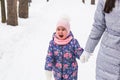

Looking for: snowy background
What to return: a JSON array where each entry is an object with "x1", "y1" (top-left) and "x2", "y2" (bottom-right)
[{"x1": 0, "y1": 0, "x2": 100, "y2": 80}]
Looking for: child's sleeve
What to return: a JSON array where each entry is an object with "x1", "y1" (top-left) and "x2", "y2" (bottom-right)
[
  {"x1": 73, "y1": 39, "x2": 84, "y2": 59},
  {"x1": 44, "y1": 41, "x2": 54, "y2": 71}
]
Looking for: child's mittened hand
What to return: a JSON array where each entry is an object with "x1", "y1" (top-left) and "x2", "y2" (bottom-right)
[
  {"x1": 45, "y1": 70, "x2": 52, "y2": 80},
  {"x1": 80, "y1": 51, "x2": 91, "y2": 63}
]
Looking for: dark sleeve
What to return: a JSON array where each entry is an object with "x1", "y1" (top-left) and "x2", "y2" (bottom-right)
[
  {"x1": 44, "y1": 41, "x2": 54, "y2": 71},
  {"x1": 73, "y1": 39, "x2": 84, "y2": 59}
]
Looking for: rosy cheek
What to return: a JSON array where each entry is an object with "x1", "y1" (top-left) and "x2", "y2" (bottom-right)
[
  {"x1": 56, "y1": 33, "x2": 59, "y2": 37},
  {"x1": 63, "y1": 34, "x2": 67, "y2": 38}
]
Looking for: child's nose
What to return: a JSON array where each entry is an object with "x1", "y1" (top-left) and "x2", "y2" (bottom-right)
[{"x1": 59, "y1": 30, "x2": 63, "y2": 33}]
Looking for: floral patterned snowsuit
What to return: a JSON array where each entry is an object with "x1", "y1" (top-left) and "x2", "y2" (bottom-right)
[{"x1": 45, "y1": 32, "x2": 83, "y2": 80}]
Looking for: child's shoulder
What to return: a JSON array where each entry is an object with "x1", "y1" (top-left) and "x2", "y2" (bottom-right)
[
  {"x1": 71, "y1": 38, "x2": 79, "y2": 44},
  {"x1": 49, "y1": 39, "x2": 54, "y2": 44},
  {"x1": 71, "y1": 37, "x2": 78, "y2": 41}
]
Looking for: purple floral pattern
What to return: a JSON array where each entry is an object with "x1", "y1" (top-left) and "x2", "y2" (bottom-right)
[{"x1": 45, "y1": 32, "x2": 84, "y2": 80}]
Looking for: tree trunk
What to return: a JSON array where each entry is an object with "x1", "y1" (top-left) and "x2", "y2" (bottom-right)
[
  {"x1": 7, "y1": 0, "x2": 18, "y2": 26},
  {"x1": 19, "y1": 0, "x2": 28, "y2": 18},
  {"x1": 82, "y1": 0, "x2": 85, "y2": 3},
  {"x1": 28, "y1": 0, "x2": 31, "y2": 3},
  {"x1": 1, "y1": 0, "x2": 6, "y2": 23},
  {"x1": 91, "y1": 0, "x2": 95, "y2": 5},
  {"x1": 28, "y1": 0, "x2": 31, "y2": 6}
]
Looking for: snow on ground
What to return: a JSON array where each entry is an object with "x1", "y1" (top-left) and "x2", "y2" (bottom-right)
[{"x1": 0, "y1": 0, "x2": 99, "y2": 80}]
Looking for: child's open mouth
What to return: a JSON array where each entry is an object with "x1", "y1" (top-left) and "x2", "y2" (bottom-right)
[{"x1": 59, "y1": 35, "x2": 64, "y2": 38}]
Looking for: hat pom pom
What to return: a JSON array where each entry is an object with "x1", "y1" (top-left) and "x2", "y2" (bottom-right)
[{"x1": 60, "y1": 15, "x2": 71, "y2": 22}]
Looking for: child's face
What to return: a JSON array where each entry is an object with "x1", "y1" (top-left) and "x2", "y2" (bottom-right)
[{"x1": 56, "y1": 26, "x2": 68, "y2": 40}]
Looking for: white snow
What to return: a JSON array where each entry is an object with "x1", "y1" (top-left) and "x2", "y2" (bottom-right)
[{"x1": 0, "y1": 0, "x2": 100, "y2": 80}]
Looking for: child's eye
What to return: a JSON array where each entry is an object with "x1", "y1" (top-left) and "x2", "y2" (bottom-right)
[{"x1": 57, "y1": 28, "x2": 60, "y2": 31}]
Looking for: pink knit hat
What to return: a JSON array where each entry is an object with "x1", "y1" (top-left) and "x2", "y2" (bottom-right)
[{"x1": 56, "y1": 17, "x2": 70, "y2": 35}]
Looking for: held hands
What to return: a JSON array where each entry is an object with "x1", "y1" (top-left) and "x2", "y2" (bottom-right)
[
  {"x1": 45, "y1": 70, "x2": 52, "y2": 80},
  {"x1": 80, "y1": 51, "x2": 92, "y2": 63}
]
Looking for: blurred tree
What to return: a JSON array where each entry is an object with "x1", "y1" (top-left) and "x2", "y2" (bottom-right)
[
  {"x1": 82, "y1": 0, "x2": 85, "y2": 3},
  {"x1": 28, "y1": 0, "x2": 31, "y2": 6},
  {"x1": 1, "y1": 0, "x2": 6, "y2": 23},
  {"x1": 82, "y1": 0, "x2": 95, "y2": 4},
  {"x1": 19, "y1": 0, "x2": 28, "y2": 18},
  {"x1": 7, "y1": 0, "x2": 18, "y2": 26},
  {"x1": 91, "y1": 0, "x2": 95, "y2": 4}
]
